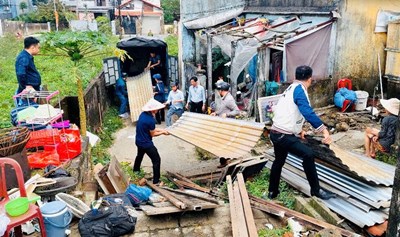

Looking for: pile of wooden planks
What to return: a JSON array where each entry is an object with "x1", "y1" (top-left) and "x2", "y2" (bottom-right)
[
  {"x1": 226, "y1": 173, "x2": 258, "y2": 237},
  {"x1": 140, "y1": 179, "x2": 220, "y2": 216}
]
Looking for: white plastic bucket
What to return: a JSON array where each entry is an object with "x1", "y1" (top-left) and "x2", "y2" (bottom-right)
[{"x1": 355, "y1": 91, "x2": 369, "y2": 111}]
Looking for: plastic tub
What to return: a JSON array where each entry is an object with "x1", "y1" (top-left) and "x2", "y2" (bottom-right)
[
  {"x1": 355, "y1": 91, "x2": 369, "y2": 111},
  {"x1": 40, "y1": 201, "x2": 72, "y2": 237},
  {"x1": 5, "y1": 197, "x2": 29, "y2": 217}
]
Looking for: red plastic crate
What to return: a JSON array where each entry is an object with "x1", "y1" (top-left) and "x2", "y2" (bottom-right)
[{"x1": 26, "y1": 129, "x2": 61, "y2": 148}]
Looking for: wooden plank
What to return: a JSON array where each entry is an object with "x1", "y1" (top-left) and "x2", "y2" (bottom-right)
[
  {"x1": 96, "y1": 163, "x2": 116, "y2": 194},
  {"x1": 249, "y1": 195, "x2": 359, "y2": 237},
  {"x1": 237, "y1": 173, "x2": 258, "y2": 237},
  {"x1": 163, "y1": 187, "x2": 220, "y2": 205},
  {"x1": 174, "y1": 180, "x2": 211, "y2": 193},
  {"x1": 93, "y1": 163, "x2": 110, "y2": 194},
  {"x1": 106, "y1": 157, "x2": 130, "y2": 193},
  {"x1": 232, "y1": 181, "x2": 249, "y2": 237},
  {"x1": 146, "y1": 181, "x2": 187, "y2": 209},
  {"x1": 226, "y1": 175, "x2": 239, "y2": 237}
]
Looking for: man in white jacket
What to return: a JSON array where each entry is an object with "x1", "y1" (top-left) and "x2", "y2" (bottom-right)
[{"x1": 268, "y1": 65, "x2": 336, "y2": 200}]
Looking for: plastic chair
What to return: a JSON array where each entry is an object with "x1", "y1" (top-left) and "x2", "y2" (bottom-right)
[
  {"x1": 337, "y1": 78, "x2": 352, "y2": 90},
  {"x1": 337, "y1": 78, "x2": 355, "y2": 112},
  {"x1": 0, "y1": 158, "x2": 47, "y2": 237}
]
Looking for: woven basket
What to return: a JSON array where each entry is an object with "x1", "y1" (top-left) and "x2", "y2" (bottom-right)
[{"x1": 0, "y1": 136, "x2": 30, "y2": 157}]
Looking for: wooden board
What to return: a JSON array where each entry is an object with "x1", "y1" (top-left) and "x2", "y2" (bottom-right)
[
  {"x1": 140, "y1": 190, "x2": 219, "y2": 216},
  {"x1": 94, "y1": 163, "x2": 115, "y2": 194},
  {"x1": 106, "y1": 157, "x2": 130, "y2": 193}
]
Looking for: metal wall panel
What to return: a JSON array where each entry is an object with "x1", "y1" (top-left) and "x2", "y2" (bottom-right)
[
  {"x1": 126, "y1": 71, "x2": 154, "y2": 122},
  {"x1": 168, "y1": 112, "x2": 265, "y2": 158}
]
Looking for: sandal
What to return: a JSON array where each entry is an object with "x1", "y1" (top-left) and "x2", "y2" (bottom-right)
[{"x1": 154, "y1": 181, "x2": 164, "y2": 187}]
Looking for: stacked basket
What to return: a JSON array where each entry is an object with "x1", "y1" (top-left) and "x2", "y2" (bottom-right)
[{"x1": 0, "y1": 127, "x2": 30, "y2": 157}]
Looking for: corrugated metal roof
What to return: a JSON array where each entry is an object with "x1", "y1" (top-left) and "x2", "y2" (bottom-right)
[
  {"x1": 126, "y1": 71, "x2": 154, "y2": 122},
  {"x1": 329, "y1": 144, "x2": 395, "y2": 186},
  {"x1": 168, "y1": 112, "x2": 265, "y2": 158},
  {"x1": 265, "y1": 151, "x2": 391, "y2": 228}
]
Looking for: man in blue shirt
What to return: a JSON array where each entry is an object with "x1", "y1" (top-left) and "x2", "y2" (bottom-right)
[
  {"x1": 15, "y1": 36, "x2": 41, "y2": 94},
  {"x1": 186, "y1": 76, "x2": 206, "y2": 113},
  {"x1": 134, "y1": 98, "x2": 170, "y2": 185},
  {"x1": 164, "y1": 82, "x2": 184, "y2": 127},
  {"x1": 268, "y1": 65, "x2": 336, "y2": 200},
  {"x1": 146, "y1": 52, "x2": 161, "y2": 85},
  {"x1": 116, "y1": 72, "x2": 129, "y2": 118}
]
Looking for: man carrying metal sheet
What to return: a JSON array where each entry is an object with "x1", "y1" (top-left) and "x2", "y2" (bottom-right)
[
  {"x1": 133, "y1": 98, "x2": 169, "y2": 185},
  {"x1": 268, "y1": 65, "x2": 336, "y2": 200}
]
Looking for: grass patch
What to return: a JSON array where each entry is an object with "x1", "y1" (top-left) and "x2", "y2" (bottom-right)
[
  {"x1": 0, "y1": 34, "x2": 117, "y2": 123},
  {"x1": 91, "y1": 106, "x2": 124, "y2": 165},
  {"x1": 246, "y1": 169, "x2": 297, "y2": 210},
  {"x1": 258, "y1": 225, "x2": 291, "y2": 237},
  {"x1": 376, "y1": 151, "x2": 397, "y2": 166}
]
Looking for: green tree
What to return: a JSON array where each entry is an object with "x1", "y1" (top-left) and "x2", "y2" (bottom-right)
[
  {"x1": 19, "y1": 2, "x2": 28, "y2": 13},
  {"x1": 161, "y1": 0, "x2": 179, "y2": 24},
  {"x1": 96, "y1": 16, "x2": 111, "y2": 35},
  {"x1": 42, "y1": 31, "x2": 109, "y2": 136},
  {"x1": 16, "y1": 0, "x2": 76, "y2": 27}
]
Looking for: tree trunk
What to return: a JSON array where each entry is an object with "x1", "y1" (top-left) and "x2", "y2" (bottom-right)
[
  {"x1": 387, "y1": 110, "x2": 400, "y2": 236},
  {"x1": 75, "y1": 67, "x2": 87, "y2": 136}
]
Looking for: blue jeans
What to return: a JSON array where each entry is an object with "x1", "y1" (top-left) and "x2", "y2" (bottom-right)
[
  {"x1": 269, "y1": 131, "x2": 320, "y2": 195},
  {"x1": 117, "y1": 94, "x2": 128, "y2": 115},
  {"x1": 166, "y1": 107, "x2": 183, "y2": 127}
]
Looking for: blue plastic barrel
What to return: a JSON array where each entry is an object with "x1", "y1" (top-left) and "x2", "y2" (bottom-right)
[{"x1": 40, "y1": 201, "x2": 72, "y2": 237}]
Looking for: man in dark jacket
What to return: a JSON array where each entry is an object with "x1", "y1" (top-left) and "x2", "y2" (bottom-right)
[
  {"x1": 15, "y1": 37, "x2": 41, "y2": 106},
  {"x1": 153, "y1": 74, "x2": 165, "y2": 124},
  {"x1": 15, "y1": 36, "x2": 41, "y2": 94}
]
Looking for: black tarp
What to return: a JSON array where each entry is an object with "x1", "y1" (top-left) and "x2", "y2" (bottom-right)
[{"x1": 117, "y1": 37, "x2": 168, "y2": 83}]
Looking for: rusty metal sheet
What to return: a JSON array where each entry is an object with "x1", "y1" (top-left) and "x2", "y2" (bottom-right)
[
  {"x1": 126, "y1": 71, "x2": 153, "y2": 122},
  {"x1": 167, "y1": 112, "x2": 265, "y2": 158},
  {"x1": 329, "y1": 144, "x2": 395, "y2": 186},
  {"x1": 265, "y1": 151, "x2": 390, "y2": 228}
]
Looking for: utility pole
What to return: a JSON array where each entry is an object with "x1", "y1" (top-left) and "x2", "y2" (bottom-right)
[
  {"x1": 53, "y1": 0, "x2": 58, "y2": 31},
  {"x1": 387, "y1": 109, "x2": 400, "y2": 236},
  {"x1": 118, "y1": 0, "x2": 122, "y2": 39}
]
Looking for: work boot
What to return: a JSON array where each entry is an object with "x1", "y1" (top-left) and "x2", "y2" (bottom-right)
[
  {"x1": 267, "y1": 191, "x2": 279, "y2": 199},
  {"x1": 311, "y1": 189, "x2": 337, "y2": 200}
]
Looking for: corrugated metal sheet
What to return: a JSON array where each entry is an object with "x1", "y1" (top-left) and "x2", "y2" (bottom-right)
[
  {"x1": 126, "y1": 71, "x2": 153, "y2": 122},
  {"x1": 168, "y1": 112, "x2": 265, "y2": 158},
  {"x1": 330, "y1": 144, "x2": 395, "y2": 186},
  {"x1": 265, "y1": 151, "x2": 391, "y2": 228}
]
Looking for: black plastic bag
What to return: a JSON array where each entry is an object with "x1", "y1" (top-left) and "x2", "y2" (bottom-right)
[{"x1": 78, "y1": 205, "x2": 136, "y2": 237}]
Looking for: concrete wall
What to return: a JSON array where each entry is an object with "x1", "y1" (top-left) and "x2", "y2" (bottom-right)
[
  {"x1": 0, "y1": 20, "x2": 49, "y2": 36},
  {"x1": 245, "y1": 0, "x2": 340, "y2": 12},
  {"x1": 181, "y1": 0, "x2": 245, "y2": 22},
  {"x1": 334, "y1": 0, "x2": 400, "y2": 94},
  {"x1": 142, "y1": 15, "x2": 161, "y2": 35}
]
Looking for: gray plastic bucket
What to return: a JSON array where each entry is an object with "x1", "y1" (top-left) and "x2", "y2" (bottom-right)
[{"x1": 40, "y1": 201, "x2": 72, "y2": 237}]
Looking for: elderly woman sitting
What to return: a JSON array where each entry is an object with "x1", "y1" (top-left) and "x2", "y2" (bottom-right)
[{"x1": 364, "y1": 98, "x2": 399, "y2": 158}]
